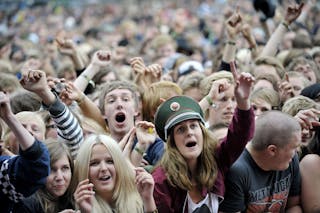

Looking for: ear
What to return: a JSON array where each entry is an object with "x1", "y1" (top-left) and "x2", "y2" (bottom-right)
[{"x1": 267, "y1": 144, "x2": 277, "y2": 156}]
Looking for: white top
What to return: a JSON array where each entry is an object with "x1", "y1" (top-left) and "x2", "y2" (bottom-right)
[{"x1": 183, "y1": 192, "x2": 219, "y2": 213}]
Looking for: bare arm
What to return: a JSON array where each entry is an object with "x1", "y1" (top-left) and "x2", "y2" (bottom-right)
[
  {"x1": 300, "y1": 154, "x2": 320, "y2": 213},
  {"x1": 0, "y1": 92, "x2": 34, "y2": 151},
  {"x1": 74, "y1": 50, "x2": 111, "y2": 92},
  {"x1": 260, "y1": 3, "x2": 304, "y2": 57}
]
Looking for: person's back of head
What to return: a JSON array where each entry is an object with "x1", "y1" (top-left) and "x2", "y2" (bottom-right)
[
  {"x1": 9, "y1": 89, "x2": 42, "y2": 114},
  {"x1": 142, "y1": 81, "x2": 182, "y2": 122},
  {"x1": 0, "y1": 72, "x2": 21, "y2": 94},
  {"x1": 254, "y1": 56, "x2": 285, "y2": 80},
  {"x1": 251, "y1": 110, "x2": 300, "y2": 151},
  {"x1": 282, "y1": 95, "x2": 319, "y2": 117},
  {"x1": 292, "y1": 32, "x2": 312, "y2": 49}
]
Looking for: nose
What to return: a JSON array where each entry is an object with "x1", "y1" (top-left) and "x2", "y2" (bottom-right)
[
  {"x1": 115, "y1": 98, "x2": 124, "y2": 109},
  {"x1": 255, "y1": 109, "x2": 262, "y2": 117},
  {"x1": 54, "y1": 169, "x2": 63, "y2": 181},
  {"x1": 99, "y1": 161, "x2": 108, "y2": 171},
  {"x1": 226, "y1": 99, "x2": 236, "y2": 109}
]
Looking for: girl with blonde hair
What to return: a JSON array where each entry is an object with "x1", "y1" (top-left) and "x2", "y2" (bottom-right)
[{"x1": 73, "y1": 134, "x2": 156, "y2": 213}]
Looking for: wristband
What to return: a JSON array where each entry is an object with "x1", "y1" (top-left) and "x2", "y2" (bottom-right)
[
  {"x1": 281, "y1": 21, "x2": 291, "y2": 31},
  {"x1": 205, "y1": 95, "x2": 217, "y2": 109},
  {"x1": 226, "y1": 40, "x2": 236, "y2": 45},
  {"x1": 205, "y1": 95, "x2": 213, "y2": 105},
  {"x1": 134, "y1": 146, "x2": 146, "y2": 156},
  {"x1": 76, "y1": 94, "x2": 86, "y2": 105}
]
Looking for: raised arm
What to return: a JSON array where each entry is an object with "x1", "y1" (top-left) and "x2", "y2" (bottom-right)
[
  {"x1": 74, "y1": 50, "x2": 111, "y2": 92},
  {"x1": 20, "y1": 70, "x2": 84, "y2": 159},
  {"x1": 0, "y1": 92, "x2": 34, "y2": 151},
  {"x1": 260, "y1": 3, "x2": 304, "y2": 57}
]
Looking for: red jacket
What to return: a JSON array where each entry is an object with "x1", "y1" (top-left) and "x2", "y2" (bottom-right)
[{"x1": 152, "y1": 107, "x2": 255, "y2": 212}]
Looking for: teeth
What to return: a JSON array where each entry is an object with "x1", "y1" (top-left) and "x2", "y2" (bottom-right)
[{"x1": 99, "y1": 176, "x2": 110, "y2": 181}]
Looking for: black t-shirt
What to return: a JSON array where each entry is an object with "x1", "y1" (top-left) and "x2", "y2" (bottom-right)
[{"x1": 219, "y1": 149, "x2": 301, "y2": 213}]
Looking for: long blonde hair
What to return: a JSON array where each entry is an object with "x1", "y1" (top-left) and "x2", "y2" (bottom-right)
[{"x1": 73, "y1": 134, "x2": 143, "y2": 213}]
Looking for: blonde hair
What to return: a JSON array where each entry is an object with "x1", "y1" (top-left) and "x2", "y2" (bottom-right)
[
  {"x1": 142, "y1": 81, "x2": 182, "y2": 122},
  {"x1": 73, "y1": 134, "x2": 143, "y2": 213},
  {"x1": 250, "y1": 88, "x2": 280, "y2": 109},
  {"x1": 282, "y1": 95, "x2": 320, "y2": 116},
  {"x1": 200, "y1": 71, "x2": 234, "y2": 96}
]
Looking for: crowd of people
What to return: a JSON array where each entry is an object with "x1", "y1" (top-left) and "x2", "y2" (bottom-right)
[{"x1": 1, "y1": 0, "x2": 320, "y2": 212}]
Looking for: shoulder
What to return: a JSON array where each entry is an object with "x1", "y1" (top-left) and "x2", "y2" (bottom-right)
[
  {"x1": 152, "y1": 167, "x2": 167, "y2": 183},
  {"x1": 300, "y1": 154, "x2": 320, "y2": 174}
]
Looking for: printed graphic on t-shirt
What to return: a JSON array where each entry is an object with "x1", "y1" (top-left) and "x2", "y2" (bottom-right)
[{"x1": 246, "y1": 175, "x2": 291, "y2": 213}]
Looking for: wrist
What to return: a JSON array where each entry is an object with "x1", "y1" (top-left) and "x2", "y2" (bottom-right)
[
  {"x1": 281, "y1": 20, "x2": 291, "y2": 31},
  {"x1": 205, "y1": 95, "x2": 218, "y2": 109},
  {"x1": 134, "y1": 144, "x2": 147, "y2": 156}
]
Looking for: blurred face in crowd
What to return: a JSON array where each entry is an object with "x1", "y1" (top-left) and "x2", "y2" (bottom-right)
[
  {"x1": 89, "y1": 144, "x2": 116, "y2": 202},
  {"x1": 7, "y1": 112, "x2": 45, "y2": 154},
  {"x1": 173, "y1": 119, "x2": 203, "y2": 165},
  {"x1": 253, "y1": 79, "x2": 274, "y2": 91},
  {"x1": 292, "y1": 62, "x2": 317, "y2": 84},
  {"x1": 288, "y1": 75, "x2": 308, "y2": 97},
  {"x1": 46, "y1": 154, "x2": 72, "y2": 197},
  {"x1": 253, "y1": 65, "x2": 281, "y2": 83},
  {"x1": 157, "y1": 43, "x2": 175, "y2": 58},
  {"x1": 208, "y1": 84, "x2": 236, "y2": 126},
  {"x1": 252, "y1": 98, "x2": 272, "y2": 118},
  {"x1": 103, "y1": 88, "x2": 137, "y2": 141}
]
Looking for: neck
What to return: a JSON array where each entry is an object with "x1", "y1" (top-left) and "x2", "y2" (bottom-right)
[
  {"x1": 246, "y1": 143, "x2": 271, "y2": 171},
  {"x1": 111, "y1": 132, "x2": 124, "y2": 143}
]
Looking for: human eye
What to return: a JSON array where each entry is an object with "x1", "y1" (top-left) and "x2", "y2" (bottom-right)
[
  {"x1": 106, "y1": 158, "x2": 114, "y2": 164},
  {"x1": 175, "y1": 126, "x2": 185, "y2": 134},
  {"x1": 122, "y1": 96, "x2": 130, "y2": 102},
  {"x1": 106, "y1": 97, "x2": 115, "y2": 104},
  {"x1": 89, "y1": 160, "x2": 99, "y2": 166},
  {"x1": 62, "y1": 165, "x2": 70, "y2": 171},
  {"x1": 190, "y1": 122, "x2": 198, "y2": 129}
]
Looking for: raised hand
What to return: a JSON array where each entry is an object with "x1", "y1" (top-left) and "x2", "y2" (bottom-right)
[
  {"x1": 294, "y1": 108, "x2": 320, "y2": 131},
  {"x1": 278, "y1": 73, "x2": 294, "y2": 103},
  {"x1": 20, "y1": 69, "x2": 49, "y2": 94},
  {"x1": 130, "y1": 57, "x2": 147, "y2": 75},
  {"x1": 226, "y1": 8, "x2": 243, "y2": 40},
  {"x1": 230, "y1": 61, "x2": 255, "y2": 110},
  {"x1": 91, "y1": 50, "x2": 111, "y2": 68},
  {"x1": 284, "y1": 2, "x2": 304, "y2": 25},
  {"x1": 74, "y1": 179, "x2": 95, "y2": 213},
  {"x1": 0, "y1": 92, "x2": 13, "y2": 121},
  {"x1": 135, "y1": 121, "x2": 156, "y2": 147},
  {"x1": 135, "y1": 167, "x2": 156, "y2": 211},
  {"x1": 56, "y1": 37, "x2": 76, "y2": 56}
]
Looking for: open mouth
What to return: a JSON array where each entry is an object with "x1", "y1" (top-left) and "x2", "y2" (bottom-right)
[
  {"x1": 99, "y1": 176, "x2": 111, "y2": 181},
  {"x1": 186, "y1": 142, "x2": 197, "y2": 147},
  {"x1": 115, "y1": 113, "x2": 125, "y2": 123}
]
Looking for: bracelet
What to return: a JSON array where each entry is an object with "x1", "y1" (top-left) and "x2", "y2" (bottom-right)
[
  {"x1": 205, "y1": 95, "x2": 213, "y2": 105},
  {"x1": 205, "y1": 95, "x2": 217, "y2": 109},
  {"x1": 134, "y1": 146, "x2": 146, "y2": 156},
  {"x1": 281, "y1": 21, "x2": 290, "y2": 31},
  {"x1": 76, "y1": 94, "x2": 86, "y2": 105},
  {"x1": 226, "y1": 40, "x2": 236, "y2": 45}
]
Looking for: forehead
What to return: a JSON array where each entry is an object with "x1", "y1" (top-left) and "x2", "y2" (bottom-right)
[
  {"x1": 91, "y1": 144, "x2": 111, "y2": 158},
  {"x1": 106, "y1": 88, "x2": 134, "y2": 97}
]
